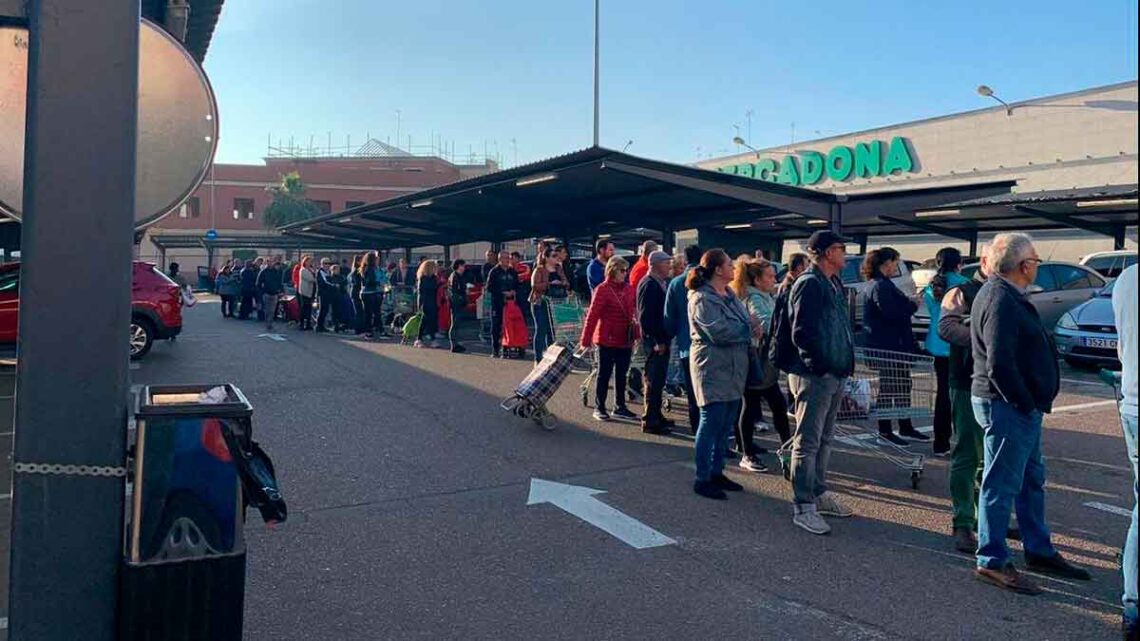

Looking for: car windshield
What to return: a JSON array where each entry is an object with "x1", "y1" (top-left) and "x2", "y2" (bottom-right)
[{"x1": 1098, "y1": 279, "x2": 1117, "y2": 297}]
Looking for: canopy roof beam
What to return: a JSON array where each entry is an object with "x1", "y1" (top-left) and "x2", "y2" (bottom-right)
[{"x1": 877, "y1": 215, "x2": 978, "y2": 242}]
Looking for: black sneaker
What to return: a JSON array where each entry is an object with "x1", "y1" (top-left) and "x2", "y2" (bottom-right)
[
  {"x1": 693, "y1": 480, "x2": 727, "y2": 500},
  {"x1": 879, "y1": 432, "x2": 910, "y2": 447},
  {"x1": 450, "y1": 344, "x2": 467, "y2": 353},
  {"x1": 711, "y1": 474, "x2": 744, "y2": 492},
  {"x1": 611, "y1": 406, "x2": 637, "y2": 421},
  {"x1": 899, "y1": 428, "x2": 931, "y2": 442},
  {"x1": 1025, "y1": 552, "x2": 1091, "y2": 581}
]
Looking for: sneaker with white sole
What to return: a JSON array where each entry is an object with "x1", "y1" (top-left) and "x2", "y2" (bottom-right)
[
  {"x1": 816, "y1": 491, "x2": 854, "y2": 518},
  {"x1": 754, "y1": 421, "x2": 771, "y2": 433},
  {"x1": 739, "y1": 455, "x2": 769, "y2": 473},
  {"x1": 792, "y1": 507, "x2": 831, "y2": 535}
]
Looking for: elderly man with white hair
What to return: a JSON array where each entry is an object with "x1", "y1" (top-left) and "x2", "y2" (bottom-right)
[{"x1": 969, "y1": 233, "x2": 1090, "y2": 594}]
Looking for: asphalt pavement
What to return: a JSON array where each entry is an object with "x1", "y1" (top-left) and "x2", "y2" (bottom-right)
[{"x1": 0, "y1": 297, "x2": 1134, "y2": 640}]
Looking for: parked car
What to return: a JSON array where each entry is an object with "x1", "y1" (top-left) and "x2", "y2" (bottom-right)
[
  {"x1": 1080, "y1": 250, "x2": 1138, "y2": 279},
  {"x1": 912, "y1": 260, "x2": 1107, "y2": 346},
  {"x1": 1054, "y1": 278, "x2": 1121, "y2": 369},
  {"x1": 0, "y1": 261, "x2": 183, "y2": 359}
]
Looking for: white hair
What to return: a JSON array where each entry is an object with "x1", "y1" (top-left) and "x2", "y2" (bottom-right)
[{"x1": 988, "y1": 233, "x2": 1035, "y2": 276}]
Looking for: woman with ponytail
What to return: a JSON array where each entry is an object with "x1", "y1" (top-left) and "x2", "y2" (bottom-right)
[{"x1": 686, "y1": 249, "x2": 756, "y2": 500}]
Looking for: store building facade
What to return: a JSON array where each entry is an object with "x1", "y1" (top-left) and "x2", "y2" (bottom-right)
[{"x1": 695, "y1": 80, "x2": 1138, "y2": 261}]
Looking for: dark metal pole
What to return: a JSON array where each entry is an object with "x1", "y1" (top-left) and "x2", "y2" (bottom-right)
[
  {"x1": 592, "y1": 0, "x2": 600, "y2": 147},
  {"x1": 8, "y1": 1, "x2": 138, "y2": 639},
  {"x1": 1113, "y1": 225, "x2": 1126, "y2": 251},
  {"x1": 968, "y1": 231, "x2": 979, "y2": 258}
]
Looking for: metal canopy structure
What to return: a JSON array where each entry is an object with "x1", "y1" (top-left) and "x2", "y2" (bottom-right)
[
  {"x1": 883, "y1": 184, "x2": 1139, "y2": 249},
  {"x1": 149, "y1": 233, "x2": 363, "y2": 252},
  {"x1": 140, "y1": 0, "x2": 225, "y2": 62},
  {"x1": 280, "y1": 146, "x2": 843, "y2": 249}
]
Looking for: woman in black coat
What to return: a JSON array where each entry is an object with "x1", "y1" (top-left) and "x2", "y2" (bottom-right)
[{"x1": 862, "y1": 248, "x2": 928, "y2": 447}]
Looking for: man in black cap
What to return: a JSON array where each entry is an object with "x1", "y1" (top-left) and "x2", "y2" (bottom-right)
[{"x1": 779, "y1": 230, "x2": 856, "y2": 535}]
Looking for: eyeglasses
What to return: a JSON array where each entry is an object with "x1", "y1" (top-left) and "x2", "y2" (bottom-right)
[{"x1": 1022, "y1": 257, "x2": 1043, "y2": 266}]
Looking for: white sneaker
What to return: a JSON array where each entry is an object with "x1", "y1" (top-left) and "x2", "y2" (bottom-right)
[
  {"x1": 792, "y1": 507, "x2": 831, "y2": 535},
  {"x1": 816, "y1": 492, "x2": 854, "y2": 518},
  {"x1": 413, "y1": 340, "x2": 424, "y2": 348},
  {"x1": 738, "y1": 455, "x2": 769, "y2": 473},
  {"x1": 754, "y1": 421, "x2": 771, "y2": 433}
]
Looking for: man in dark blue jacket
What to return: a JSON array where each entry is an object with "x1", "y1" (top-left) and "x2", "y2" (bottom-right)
[
  {"x1": 239, "y1": 257, "x2": 262, "y2": 320},
  {"x1": 970, "y1": 232, "x2": 1088, "y2": 594},
  {"x1": 256, "y1": 256, "x2": 285, "y2": 331},
  {"x1": 664, "y1": 244, "x2": 702, "y2": 434},
  {"x1": 784, "y1": 230, "x2": 855, "y2": 536},
  {"x1": 637, "y1": 250, "x2": 675, "y2": 434}
]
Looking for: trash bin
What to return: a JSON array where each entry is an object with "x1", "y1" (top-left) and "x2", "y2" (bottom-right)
[{"x1": 119, "y1": 384, "x2": 254, "y2": 641}]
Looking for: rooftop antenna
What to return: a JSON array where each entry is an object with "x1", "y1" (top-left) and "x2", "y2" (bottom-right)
[{"x1": 621, "y1": 140, "x2": 633, "y2": 152}]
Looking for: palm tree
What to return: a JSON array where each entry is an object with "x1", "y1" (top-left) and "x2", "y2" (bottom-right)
[{"x1": 261, "y1": 171, "x2": 320, "y2": 231}]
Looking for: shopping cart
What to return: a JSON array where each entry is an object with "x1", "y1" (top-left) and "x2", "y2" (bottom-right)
[
  {"x1": 777, "y1": 347, "x2": 933, "y2": 488},
  {"x1": 662, "y1": 340, "x2": 688, "y2": 415},
  {"x1": 385, "y1": 285, "x2": 416, "y2": 334},
  {"x1": 548, "y1": 298, "x2": 592, "y2": 373},
  {"x1": 579, "y1": 342, "x2": 647, "y2": 408}
]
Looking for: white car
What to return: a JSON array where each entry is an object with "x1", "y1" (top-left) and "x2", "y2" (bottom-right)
[{"x1": 1080, "y1": 250, "x2": 1137, "y2": 279}]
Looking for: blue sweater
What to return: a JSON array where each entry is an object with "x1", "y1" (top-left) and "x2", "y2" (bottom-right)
[
  {"x1": 587, "y1": 258, "x2": 606, "y2": 293},
  {"x1": 923, "y1": 272, "x2": 969, "y2": 357},
  {"x1": 664, "y1": 267, "x2": 694, "y2": 357}
]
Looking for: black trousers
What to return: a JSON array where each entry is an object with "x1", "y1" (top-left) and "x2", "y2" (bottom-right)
[
  {"x1": 298, "y1": 295, "x2": 314, "y2": 330},
  {"x1": 642, "y1": 346, "x2": 669, "y2": 423},
  {"x1": 877, "y1": 366, "x2": 915, "y2": 435},
  {"x1": 317, "y1": 293, "x2": 334, "y2": 329},
  {"x1": 680, "y1": 355, "x2": 701, "y2": 434},
  {"x1": 739, "y1": 385, "x2": 791, "y2": 457},
  {"x1": 491, "y1": 305, "x2": 504, "y2": 355},
  {"x1": 352, "y1": 295, "x2": 366, "y2": 333},
  {"x1": 220, "y1": 295, "x2": 235, "y2": 317},
  {"x1": 361, "y1": 293, "x2": 381, "y2": 335},
  {"x1": 932, "y1": 356, "x2": 952, "y2": 450},
  {"x1": 239, "y1": 292, "x2": 254, "y2": 319},
  {"x1": 596, "y1": 346, "x2": 632, "y2": 411}
]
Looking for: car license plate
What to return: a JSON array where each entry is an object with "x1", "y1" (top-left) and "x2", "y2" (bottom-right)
[{"x1": 1081, "y1": 337, "x2": 1118, "y2": 349}]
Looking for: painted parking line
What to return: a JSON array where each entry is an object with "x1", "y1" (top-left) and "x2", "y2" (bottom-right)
[
  {"x1": 1, "y1": 616, "x2": 7, "y2": 630},
  {"x1": 1083, "y1": 501, "x2": 1133, "y2": 518},
  {"x1": 1051, "y1": 399, "x2": 1117, "y2": 413},
  {"x1": 1061, "y1": 377, "x2": 1111, "y2": 387}
]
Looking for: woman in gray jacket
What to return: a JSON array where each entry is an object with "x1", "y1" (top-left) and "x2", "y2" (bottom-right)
[{"x1": 687, "y1": 249, "x2": 756, "y2": 500}]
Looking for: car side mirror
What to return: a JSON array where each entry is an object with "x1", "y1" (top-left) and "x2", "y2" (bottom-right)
[{"x1": 1026, "y1": 284, "x2": 1045, "y2": 294}]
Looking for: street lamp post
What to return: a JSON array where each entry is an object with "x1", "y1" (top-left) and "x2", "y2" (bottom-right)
[
  {"x1": 593, "y1": 0, "x2": 600, "y2": 147},
  {"x1": 977, "y1": 85, "x2": 1013, "y2": 116}
]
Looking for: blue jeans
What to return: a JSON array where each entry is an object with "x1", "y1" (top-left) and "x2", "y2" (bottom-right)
[
  {"x1": 531, "y1": 300, "x2": 552, "y2": 362},
  {"x1": 1121, "y1": 412, "x2": 1138, "y2": 624},
  {"x1": 694, "y1": 400, "x2": 742, "y2": 482},
  {"x1": 972, "y1": 397, "x2": 1058, "y2": 569}
]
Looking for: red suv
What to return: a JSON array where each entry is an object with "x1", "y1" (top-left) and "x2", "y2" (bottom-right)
[{"x1": 0, "y1": 261, "x2": 183, "y2": 359}]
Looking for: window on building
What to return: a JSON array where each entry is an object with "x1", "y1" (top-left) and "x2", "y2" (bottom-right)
[
  {"x1": 234, "y1": 198, "x2": 255, "y2": 220},
  {"x1": 179, "y1": 202, "x2": 189, "y2": 218},
  {"x1": 188, "y1": 196, "x2": 201, "y2": 218},
  {"x1": 345, "y1": 201, "x2": 365, "y2": 210},
  {"x1": 313, "y1": 200, "x2": 332, "y2": 215}
]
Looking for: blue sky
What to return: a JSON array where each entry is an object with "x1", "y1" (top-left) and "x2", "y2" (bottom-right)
[{"x1": 205, "y1": 0, "x2": 1138, "y2": 167}]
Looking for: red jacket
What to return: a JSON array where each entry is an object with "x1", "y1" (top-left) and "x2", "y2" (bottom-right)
[
  {"x1": 629, "y1": 256, "x2": 650, "y2": 289},
  {"x1": 581, "y1": 280, "x2": 639, "y2": 348}
]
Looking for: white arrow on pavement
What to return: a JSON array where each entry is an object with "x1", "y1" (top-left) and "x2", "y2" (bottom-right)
[
  {"x1": 258, "y1": 333, "x2": 287, "y2": 342},
  {"x1": 526, "y1": 478, "x2": 676, "y2": 549}
]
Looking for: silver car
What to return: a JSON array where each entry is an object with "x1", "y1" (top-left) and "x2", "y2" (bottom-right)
[
  {"x1": 1054, "y1": 279, "x2": 1120, "y2": 368},
  {"x1": 912, "y1": 260, "x2": 1107, "y2": 346}
]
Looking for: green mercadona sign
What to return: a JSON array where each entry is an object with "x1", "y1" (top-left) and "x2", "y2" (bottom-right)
[{"x1": 718, "y1": 136, "x2": 916, "y2": 186}]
